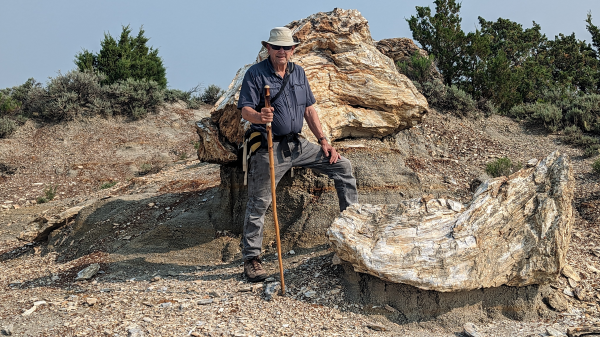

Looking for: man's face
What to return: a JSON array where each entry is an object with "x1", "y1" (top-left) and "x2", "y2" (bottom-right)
[{"x1": 267, "y1": 44, "x2": 295, "y2": 68}]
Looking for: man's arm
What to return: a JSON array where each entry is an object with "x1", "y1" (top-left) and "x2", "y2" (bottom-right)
[
  {"x1": 304, "y1": 105, "x2": 340, "y2": 164},
  {"x1": 241, "y1": 106, "x2": 274, "y2": 124}
]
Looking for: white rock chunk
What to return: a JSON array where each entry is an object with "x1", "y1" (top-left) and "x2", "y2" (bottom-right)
[{"x1": 328, "y1": 151, "x2": 574, "y2": 291}]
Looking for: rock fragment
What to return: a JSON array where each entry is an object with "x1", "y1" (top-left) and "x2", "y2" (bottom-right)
[
  {"x1": 562, "y1": 265, "x2": 581, "y2": 282},
  {"x1": 567, "y1": 326, "x2": 600, "y2": 337},
  {"x1": 1, "y1": 324, "x2": 13, "y2": 336},
  {"x1": 546, "y1": 291, "x2": 569, "y2": 312},
  {"x1": 545, "y1": 326, "x2": 566, "y2": 336},
  {"x1": 21, "y1": 306, "x2": 36, "y2": 316},
  {"x1": 75, "y1": 263, "x2": 100, "y2": 280},
  {"x1": 463, "y1": 322, "x2": 483, "y2": 337},
  {"x1": 264, "y1": 282, "x2": 280, "y2": 301},
  {"x1": 197, "y1": 299, "x2": 213, "y2": 305}
]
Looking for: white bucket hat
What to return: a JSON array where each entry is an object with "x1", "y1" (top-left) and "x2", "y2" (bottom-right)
[{"x1": 261, "y1": 27, "x2": 299, "y2": 48}]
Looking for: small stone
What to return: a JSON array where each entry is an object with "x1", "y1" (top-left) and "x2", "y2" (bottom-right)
[
  {"x1": 151, "y1": 276, "x2": 161, "y2": 282},
  {"x1": 264, "y1": 282, "x2": 281, "y2": 301},
  {"x1": 587, "y1": 264, "x2": 600, "y2": 273},
  {"x1": 562, "y1": 265, "x2": 581, "y2": 282},
  {"x1": 75, "y1": 263, "x2": 100, "y2": 280},
  {"x1": 304, "y1": 290, "x2": 316, "y2": 298},
  {"x1": 33, "y1": 300, "x2": 47, "y2": 306},
  {"x1": 563, "y1": 288, "x2": 574, "y2": 297},
  {"x1": 546, "y1": 326, "x2": 567, "y2": 336},
  {"x1": 573, "y1": 287, "x2": 586, "y2": 301},
  {"x1": 444, "y1": 176, "x2": 458, "y2": 185},
  {"x1": 197, "y1": 299, "x2": 213, "y2": 305},
  {"x1": 264, "y1": 277, "x2": 275, "y2": 282},
  {"x1": 333, "y1": 314, "x2": 343, "y2": 319},
  {"x1": 331, "y1": 254, "x2": 342, "y2": 265},
  {"x1": 179, "y1": 302, "x2": 190, "y2": 310},
  {"x1": 208, "y1": 291, "x2": 220, "y2": 298},
  {"x1": 142, "y1": 302, "x2": 153, "y2": 307},
  {"x1": 366, "y1": 323, "x2": 387, "y2": 331},
  {"x1": 568, "y1": 277, "x2": 578, "y2": 288},
  {"x1": 252, "y1": 284, "x2": 263, "y2": 292},
  {"x1": 22, "y1": 306, "x2": 37, "y2": 316},
  {"x1": 238, "y1": 286, "x2": 252, "y2": 292},
  {"x1": 51, "y1": 275, "x2": 59, "y2": 281},
  {"x1": 329, "y1": 288, "x2": 341, "y2": 295},
  {"x1": 142, "y1": 317, "x2": 153, "y2": 323},
  {"x1": 547, "y1": 291, "x2": 569, "y2": 312},
  {"x1": 384, "y1": 304, "x2": 397, "y2": 312},
  {"x1": 1, "y1": 324, "x2": 13, "y2": 336},
  {"x1": 167, "y1": 270, "x2": 178, "y2": 276},
  {"x1": 127, "y1": 327, "x2": 144, "y2": 337},
  {"x1": 147, "y1": 203, "x2": 155, "y2": 207},
  {"x1": 159, "y1": 302, "x2": 172, "y2": 308},
  {"x1": 288, "y1": 250, "x2": 295, "y2": 255},
  {"x1": 526, "y1": 158, "x2": 538, "y2": 167},
  {"x1": 86, "y1": 298, "x2": 97, "y2": 305},
  {"x1": 463, "y1": 322, "x2": 482, "y2": 337}
]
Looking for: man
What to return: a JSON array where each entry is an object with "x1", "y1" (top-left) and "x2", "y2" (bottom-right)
[{"x1": 238, "y1": 27, "x2": 358, "y2": 282}]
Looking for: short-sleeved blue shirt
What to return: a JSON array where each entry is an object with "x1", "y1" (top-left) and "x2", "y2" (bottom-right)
[{"x1": 237, "y1": 58, "x2": 316, "y2": 136}]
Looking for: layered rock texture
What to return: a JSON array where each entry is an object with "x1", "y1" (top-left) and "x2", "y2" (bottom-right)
[
  {"x1": 328, "y1": 151, "x2": 574, "y2": 292},
  {"x1": 196, "y1": 8, "x2": 429, "y2": 164}
]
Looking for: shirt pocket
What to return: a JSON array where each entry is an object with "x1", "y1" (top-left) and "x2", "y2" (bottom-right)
[{"x1": 293, "y1": 83, "x2": 307, "y2": 107}]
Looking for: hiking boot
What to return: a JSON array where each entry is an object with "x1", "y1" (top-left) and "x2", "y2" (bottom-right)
[{"x1": 244, "y1": 257, "x2": 267, "y2": 282}]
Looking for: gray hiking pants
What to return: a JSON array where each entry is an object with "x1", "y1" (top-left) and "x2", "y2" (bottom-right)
[{"x1": 242, "y1": 137, "x2": 358, "y2": 260}]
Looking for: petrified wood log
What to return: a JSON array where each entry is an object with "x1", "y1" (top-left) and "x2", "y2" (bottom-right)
[{"x1": 328, "y1": 151, "x2": 574, "y2": 292}]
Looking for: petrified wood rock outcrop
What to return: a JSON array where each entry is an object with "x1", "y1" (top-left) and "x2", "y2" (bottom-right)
[
  {"x1": 197, "y1": 8, "x2": 429, "y2": 164},
  {"x1": 328, "y1": 151, "x2": 574, "y2": 292}
]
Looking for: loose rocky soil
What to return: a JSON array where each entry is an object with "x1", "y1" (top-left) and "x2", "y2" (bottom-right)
[{"x1": 1, "y1": 105, "x2": 599, "y2": 336}]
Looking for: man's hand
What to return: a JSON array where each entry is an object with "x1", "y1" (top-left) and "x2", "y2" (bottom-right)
[
  {"x1": 321, "y1": 141, "x2": 341, "y2": 164},
  {"x1": 260, "y1": 107, "x2": 274, "y2": 124}
]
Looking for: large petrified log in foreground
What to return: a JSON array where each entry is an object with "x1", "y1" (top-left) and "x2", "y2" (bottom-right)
[
  {"x1": 196, "y1": 8, "x2": 429, "y2": 164},
  {"x1": 328, "y1": 151, "x2": 574, "y2": 292}
]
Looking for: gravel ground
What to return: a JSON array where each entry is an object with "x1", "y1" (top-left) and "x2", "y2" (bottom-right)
[{"x1": 1, "y1": 106, "x2": 600, "y2": 336}]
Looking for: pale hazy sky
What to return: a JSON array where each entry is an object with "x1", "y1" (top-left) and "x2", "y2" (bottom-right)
[{"x1": 1, "y1": 0, "x2": 599, "y2": 91}]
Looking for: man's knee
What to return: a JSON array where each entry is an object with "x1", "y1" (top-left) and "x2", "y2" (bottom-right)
[{"x1": 336, "y1": 157, "x2": 354, "y2": 175}]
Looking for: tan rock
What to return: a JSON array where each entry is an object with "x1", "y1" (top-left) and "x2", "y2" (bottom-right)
[
  {"x1": 197, "y1": 9, "x2": 428, "y2": 164},
  {"x1": 18, "y1": 206, "x2": 83, "y2": 242},
  {"x1": 562, "y1": 264, "x2": 581, "y2": 282},
  {"x1": 328, "y1": 151, "x2": 574, "y2": 291}
]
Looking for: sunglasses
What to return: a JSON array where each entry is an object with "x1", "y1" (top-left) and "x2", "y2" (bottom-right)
[{"x1": 269, "y1": 44, "x2": 294, "y2": 51}]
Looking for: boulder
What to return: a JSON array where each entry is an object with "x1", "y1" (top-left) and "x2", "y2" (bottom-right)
[
  {"x1": 197, "y1": 8, "x2": 429, "y2": 164},
  {"x1": 328, "y1": 151, "x2": 574, "y2": 292}
]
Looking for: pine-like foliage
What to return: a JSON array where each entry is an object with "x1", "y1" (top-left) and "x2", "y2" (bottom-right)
[{"x1": 75, "y1": 25, "x2": 167, "y2": 88}]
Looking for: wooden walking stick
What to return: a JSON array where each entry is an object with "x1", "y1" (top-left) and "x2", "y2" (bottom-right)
[{"x1": 264, "y1": 85, "x2": 286, "y2": 295}]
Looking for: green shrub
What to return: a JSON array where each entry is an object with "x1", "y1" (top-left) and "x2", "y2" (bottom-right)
[
  {"x1": 0, "y1": 92, "x2": 21, "y2": 116},
  {"x1": 583, "y1": 144, "x2": 600, "y2": 158},
  {"x1": 510, "y1": 103, "x2": 562, "y2": 131},
  {"x1": 164, "y1": 89, "x2": 191, "y2": 102},
  {"x1": 99, "y1": 181, "x2": 117, "y2": 189},
  {"x1": 477, "y1": 98, "x2": 498, "y2": 116},
  {"x1": 201, "y1": 85, "x2": 224, "y2": 105},
  {"x1": 75, "y1": 25, "x2": 167, "y2": 88},
  {"x1": 562, "y1": 126, "x2": 599, "y2": 148},
  {"x1": 398, "y1": 51, "x2": 436, "y2": 83},
  {"x1": 104, "y1": 77, "x2": 164, "y2": 119},
  {"x1": 37, "y1": 185, "x2": 57, "y2": 203},
  {"x1": 26, "y1": 70, "x2": 106, "y2": 120},
  {"x1": 443, "y1": 85, "x2": 476, "y2": 116},
  {"x1": 0, "y1": 117, "x2": 17, "y2": 138},
  {"x1": 485, "y1": 157, "x2": 522, "y2": 178},
  {"x1": 593, "y1": 158, "x2": 600, "y2": 174},
  {"x1": 138, "y1": 163, "x2": 153, "y2": 176}
]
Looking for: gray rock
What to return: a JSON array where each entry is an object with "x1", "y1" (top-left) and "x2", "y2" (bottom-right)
[
  {"x1": 127, "y1": 327, "x2": 144, "y2": 337},
  {"x1": 546, "y1": 291, "x2": 569, "y2": 312},
  {"x1": 158, "y1": 302, "x2": 172, "y2": 308},
  {"x1": 75, "y1": 263, "x2": 100, "y2": 280},
  {"x1": 1, "y1": 324, "x2": 13, "y2": 336},
  {"x1": 463, "y1": 322, "x2": 482, "y2": 337},
  {"x1": 527, "y1": 158, "x2": 539, "y2": 167},
  {"x1": 304, "y1": 290, "x2": 316, "y2": 298},
  {"x1": 264, "y1": 277, "x2": 275, "y2": 282},
  {"x1": 197, "y1": 299, "x2": 213, "y2": 305},
  {"x1": 545, "y1": 326, "x2": 566, "y2": 337},
  {"x1": 264, "y1": 282, "x2": 281, "y2": 301}
]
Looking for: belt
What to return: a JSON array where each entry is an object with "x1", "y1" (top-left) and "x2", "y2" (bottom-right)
[{"x1": 273, "y1": 133, "x2": 301, "y2": 158}]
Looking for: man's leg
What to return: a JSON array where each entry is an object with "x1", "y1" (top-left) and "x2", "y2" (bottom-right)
[
  {"x1": 242, "y1": 144, "x2": 292, "y2": 261},
  {"x1": 293, "y1": 138, "x2": 358, "y2": 212}
]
